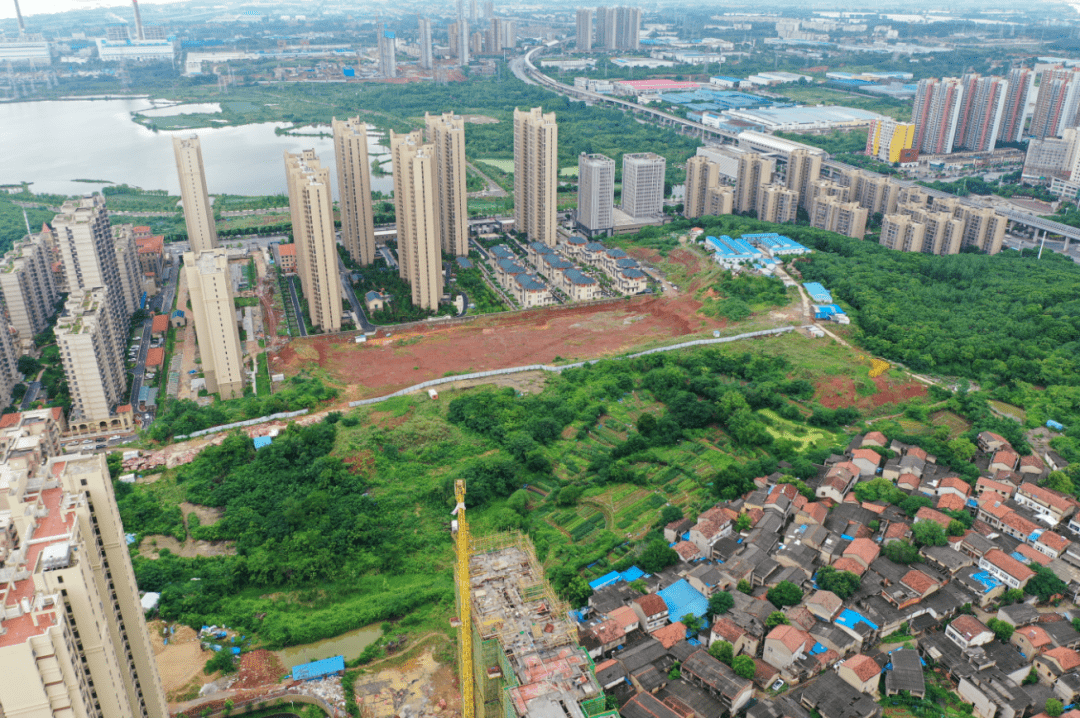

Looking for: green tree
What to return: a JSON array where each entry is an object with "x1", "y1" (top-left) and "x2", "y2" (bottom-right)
[
  {"x1": 638, "y1": 539, "x2": 679, "y2": 573},
  {"x1": 1002, "y1": 588, "x2": 1025, "y2": 605},
  {"x1": 565, "y1": 576, "x2": 593, "y2": 608},
  {"x1": 708, "y1": 591, "x2": 734, "y2": 617},
  {"x1": 710, "y1": 640, "x2": 734, "y2": 665},
  {"x1": 883, "y1": 539, "x2": 920, "y2": 564},
  {"x1": 815, "y1": 566, "x2": 862, "y2": 599},
  {"x1": 947, "y1": 520, "x2": 967, "y2": 537},
  {"x1": 658, "y1": 505, "x2": 684, "y2": 526},
  {"x1": 735, "y1": 513, "x2": 752, "y2": 532},
  {"x1": 1026, "y1": 564, "x2": 1068, "y2": 602},
  {"x1": 912, "y1": 521, "x2": 948, "y2": 547},
  {"x1": 629, "y1": 579, "x2": 648, "y2": 594},
  {"x1": 767, "y1": 581, "x2": 803, "y2": 609},
  {"x1": 1045, "y1": 471, "x2": 1076, "y2": 496},
  {"x1": 948, "y1": 437, "x2": 977, "y2": 462},
  {"x1": 732, "y1": 655, "x2": 756, "y2": 679},
  {"x1": 737, "y1": 579, "x2": 753, "y2": 594},
  {"x1": 766, "y1": 611, "x2": 790, "y2": 629},
  {"x1": 682, "y1": 613, "x2": 704, "y2": 635},
  {"x1": 986, "y1": 618, "x2": 1014, "y2": 642},
  {"x1": 203, "y1": 649, "x2": 237, "y2": 675},
  {"x1": 16, "y1": 355, "x2": 40, "y2": 376},
  {"x1": 668, "y1": 662, "x2": 682, "y2": 679},
  {"x1": 1047, "y1": 699, "x2": 1064, "y2": 718}
]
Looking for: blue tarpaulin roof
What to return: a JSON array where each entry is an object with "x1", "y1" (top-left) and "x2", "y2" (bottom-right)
[
  {"x1": 589, "y1": 571, "x2": 621, "y2": 590},
  {"x1": 810, "y1": 642, "x2": 827, "y2": 655},
  {"x1": 835, "y1": 608, "x2": 878, "y2": 631},
  {"x1": 658, "y1": 579, "x2": 709, "y2": 623},
  {"x1": 292, "y1": 656, "x2": 345, "y2": 682},
  {"x1": 621, "y1": 566, "x2": 645, "y2": 583},
  {"x1": 253, "y1": 436, "x2": 273, "y2": 450}
]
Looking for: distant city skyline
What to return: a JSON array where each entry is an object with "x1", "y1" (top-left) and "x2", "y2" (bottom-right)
[{"x1": 0, "y1": 0, "x2": 187, "y2": 20}]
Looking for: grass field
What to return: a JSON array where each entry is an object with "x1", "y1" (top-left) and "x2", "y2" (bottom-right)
[
  {"x1": 476, "y1": 158, "x2": 514, "y2": 173},
  {"x1": 988, "y1": 400, "x2": 1025, "y2": 423}
]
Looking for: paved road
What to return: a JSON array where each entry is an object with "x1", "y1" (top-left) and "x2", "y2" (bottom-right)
[
  {"x1": 377, "y1": 245, "x2": 398, "y2": 268},
  {"x1": 337, "y1": 256, "x2": 376, "y2": 332},
  {"x1": 285, "y1": 275, "x2": 308, "y2": 337},
  {"x1": 128, "y1": 315, "x2": 153, "y2": 406},
  {"x1": 465, "y1": 160, "x2": 508, "y2": 198},
  {"x1": 20, "y1": 381, "x2": 40, "y2": 410}
]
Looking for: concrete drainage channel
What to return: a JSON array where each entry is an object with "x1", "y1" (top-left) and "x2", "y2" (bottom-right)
[{"x1": 348, "y1": 326, "x2": 796, "y2": 409}]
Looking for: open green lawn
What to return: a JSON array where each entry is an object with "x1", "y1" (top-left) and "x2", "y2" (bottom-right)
[{"x1": 774, "y1": 84, "x2": 912, "y2": 121}]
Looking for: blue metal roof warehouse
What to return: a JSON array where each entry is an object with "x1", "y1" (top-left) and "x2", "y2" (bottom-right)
[
  {"x1": 803, "y1": 282, "x2": 833, "y2": 303},
  {"x1": 291, "y1": 655, "x2": 345, "y2": 682}
]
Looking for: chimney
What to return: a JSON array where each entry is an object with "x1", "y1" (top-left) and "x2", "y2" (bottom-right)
[
  {"x1": 131, "y1": 0, "x2": 145, "y2": 40},
  {"x1": 13, "y1": 0, "x2": 25, "y2": 34}
]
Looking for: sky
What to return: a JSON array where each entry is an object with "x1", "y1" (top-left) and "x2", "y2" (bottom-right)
[{"x1": 0, "y1": 0, "x2": 187, "y2": 20}]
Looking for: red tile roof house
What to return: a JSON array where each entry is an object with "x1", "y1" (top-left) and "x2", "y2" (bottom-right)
[
  {"x1": 805, "y1": 589, "x2": 843, "y2": 622},
  {"x1": 843, "y1": 538, "x2": 881, "y2": 571},
  {"x1": 1015, "y1": 543, "x2": 1053, "y2": 567},
  {"x1": 978, "y1": 431, "x2": 1012, "y2": 452},
  {"x1": 797, "y1": 502, "x2": 829, "y2": 525},
  {"x1": 817, "y1": 464, "x2": 859, "y2": 503},
  {"x1": 579, "y1": 618, "x2": 626, "y2": 658},
  {"x1": 850, "y1": 448, "x2": 883, "y2": 477},
  {"x1": 1019, "y1": 453, "x2": 1047, "y2": 476},
  {"x1": 990, "y1": 450, "x2": 1020, "y2": 473},
  {"x1": 653, "y1": 621, "x2": 688, "y2": 649},
  {"x1": 937, "y1": 494, "x2": 967, "y2": 513},
  {"x1": 1034, "y1": 530, "x2": 1071, "y2": 559},
  {"x1": 861, "y1": 431, "x2": 888, "y2": 448},
  {"x1": 833, "y1": 556, "x2": 869, "y2": 577},
  {"x1": 1036, "y1": 647, "x2": 1080, "y2": 682},
  {"x1": 898, "y1": 473, "x2": 921, "y2": 492},
  {"x1": 838, "y1": 654, "x2": 882, "y2": 696},
  {"x1": 976, "y1": 476, "x2": 1015, "y2": 500},
  {"x1": 938, "y1": 476, "x2": 972, "y2": 499},
  {"x1": 914, "y1": 506, "x2": 953, "y2": 531},
  {"x1": 607, "y1": 606, "x2": 640, "y2": 634},
  {"x1": 690, "y1": 515, "x2": 732, "y2": 559},
  {"x1": 710, "y1": 616, "x2": 759, "y2": 657},
  {"x1": 979, "y1": 548, "x2": 1036, "y2": 590},
  {"x1": 1013, "y1": 624, "x2": 1054, "y2": 656},
  {"x1": 946, "y1": 615, "x2": 994, "y2": 650},
  {"x1": 632, "y1": 593, "x2": 670, "y2": 632},
  {"x1": 1015, "y1": 483, "x2": 1077, "y2": 524},
  {"x1": 883, "y1": 521, "x2": 911, "y2": 543},
  {"x1": 763, "y1": 625, "x2": 812, "y2": 670},
  {"x1": 673, "y1": 541, "x2": 702, "y2": 563}
]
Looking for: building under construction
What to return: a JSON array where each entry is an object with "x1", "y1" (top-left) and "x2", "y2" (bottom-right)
[{"x1": 456, "y1": 531, "x2": 614, "y2": 718}]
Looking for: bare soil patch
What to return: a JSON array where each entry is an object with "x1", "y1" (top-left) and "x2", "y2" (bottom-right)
[
  {"x1": 149, "y1": 622, "x2": 213, "y2": 701},
  {"x1": 274, "y1": 296, "x2": 725, "y2": 399},
  {"x1": 815, "y1": 375, "x2": 928, "y2": 410},
  {"x1": 231, "y1": 649, "x2": 287, "y2": 691},
  {"x1": 139, "y1": 535, "x2": 236, "y2": 559},
  {"x1": 354, "y1": 649, "x2": 460, "y2": 718}
]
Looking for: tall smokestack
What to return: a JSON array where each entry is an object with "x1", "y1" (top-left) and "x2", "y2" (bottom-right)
[
  {"x1": 13, "y1": 0, "x2": 26, "y2": 34},
  {"x1": 131, "y1": 0, "x2": 145, "y2": 40}
]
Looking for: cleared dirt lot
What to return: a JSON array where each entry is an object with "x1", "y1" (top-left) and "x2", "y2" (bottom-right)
[{"x1": 273, "y1": 294, "x2": 727, "y2": 400}]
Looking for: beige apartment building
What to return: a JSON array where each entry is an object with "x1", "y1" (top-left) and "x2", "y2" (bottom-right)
[
  {"x1": 0, "y1": 314, "x2": 20, "y2": 410},
  {"x1": 514, "y1": 107, "x2": 558, "y2": 246},
  {"x1": 577, "y1": 153, "x2": 615, "y2": 235},
  {"x1": 55, "y1": 287, "x2": 126, "y2": 424},
  {"x1": 705, "y1": 185, "x2": 734, "y2": 216},
  {"x1": 735, "y1": 153, "x2": 775, "y2": 215},
  {"x1": 184, "y1": 250, "x2": 244, "y2": 399},
  {"x1": 173, "y1": 135, "x2": 220, "y2": 254},
  {"x1": 621, "y1": 152, "x2": 667, "y2": 219},
  {"x1": 391, "y1": 131, "x2": 444, "y2": 311},
  {"x1": 0, "y1": 451, "x2": 169, "y2": 718},
  {"x1": 51, "y1": 196, "x2": 138, "y2": 324},
  {"x1": 685, "y1": 155, "x2": 720, "y2": 219},
  {"x1": 897, "y1": 203, "x2": 965, "y2": 255},
  {"x1": 284, "y1": 150, "x2": 343, "y2": 333},
  {"x1": 112, "y1": 225, "x2": 144, "y2": 316},
  {"x1": 809, "y1": 196, "x2": 869, "y2": 239},
  {"x1": 332, "y1": 116, "x2": 377, "y2": 266},
  {"x1": 786, "y1": 148, "x2": 823, "y2": 208},
  {"x1": 880, "y1": 214, "x2": 927, "y2": 252},
  {"x1": 0, "y1": 231, "x2": 59, "y2": 344},
  {"x1": 757, "y1": 184, "x2": 798, "y2": 224},
  {"x1": 838, "y1": 169, "x2": 901, "y2": 216},
  {"x1": 425, "y1": 112, "x2": 469, "y2": 257},
  {"x1": 930, "y1": 198, "x2": 1006, "y2": 254}
]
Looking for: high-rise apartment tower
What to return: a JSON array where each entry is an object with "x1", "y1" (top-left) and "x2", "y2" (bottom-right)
[
  {"x1": 514, "y1": 107, "x2": 558, "y2": 246},
  {"x1": 284, "y1": 150, "x2": 343, "y2": 333},
  {"x1": 425, "y1": 112, "x2": 469, "y2": 256},
  {"x1": 172, "y1": 135, "x2": 219, "y2": 254},
  {"x1": 912, "y1": 77, "x2": 965, "y2": 154},
  {"x1": 576, "y1": 8, "x2": 593, "y2": 51},
  {"x1": 577, "y1": 153, "x2": 615, "y2": 235},
  {"x1": 684, "y1": 155, "x2": 720, "y2": 219},
  {"x1": 55, "y1": 287, "x2": 126, "y2": 423},
  {"x1": 999, "y1": 68, "x2": 1033, "y2": 143},
  {"x1": 621, "y1": 152, "x2": 666, "y2": 218},
  {"x1": 333, "y1": 117, "x2": 377, "y2": 266},
  {"x1": 0, "y1": 230, "x2": 59, "y2": 342},
  {"x1": 418, "y1": 17, "x2": 433, "y2": 69},
  {"x1": 390, "y1": 130, "x2": 444, "y2": 311},
  {"x1": 184, "y1": 249, "x2": 244, "y2": 399}
]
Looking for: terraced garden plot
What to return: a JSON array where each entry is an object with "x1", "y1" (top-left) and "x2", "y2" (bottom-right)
[
  {"x1": 759, "y1": 408, "x2": 841, "y2": 450},
  {"x1": 930, "y1": 410, "x2": 970, "y2": 439}
]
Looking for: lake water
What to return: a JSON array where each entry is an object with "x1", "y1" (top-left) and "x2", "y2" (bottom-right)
[
  {"x1": 275, "y1": 624, "x2": 382, "y2": 669},
  {"x1": 0, "y1": 98, "x2": 394, "y2": 198}
]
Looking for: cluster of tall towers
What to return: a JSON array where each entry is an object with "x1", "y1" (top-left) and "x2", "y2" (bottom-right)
[{"x1": 575, "y1": 6, "x2": 641, "y2": 52}]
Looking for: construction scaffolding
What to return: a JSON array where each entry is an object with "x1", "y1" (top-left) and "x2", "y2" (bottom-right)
[{"x1": 464, "y1": 531, "x2": 602, "y2": 718}]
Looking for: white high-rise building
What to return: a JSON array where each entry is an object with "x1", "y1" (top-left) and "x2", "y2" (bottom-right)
[
  {"x1": 514, "y1": 107, "x2": 558, "y2": 246},
  {"x1": 184, "y1": 249, "x2": 244, "y2": 399},
  {"x1": 577, "y1": 153, "x2": 615, "y2": 235},
  {"x1": 576, "y1": 8, "x2": 593, "y2": 52},
  {"x1": 418, "y1": 17, "x2": 433, "y2": 69},
  {"x1": 621, "y1": 152, "x2": 666, "y2": 218}
]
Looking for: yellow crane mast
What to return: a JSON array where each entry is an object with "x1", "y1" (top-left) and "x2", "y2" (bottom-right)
[{"x1": 453, "y1": 479, "x2": 474, "y2": 718}]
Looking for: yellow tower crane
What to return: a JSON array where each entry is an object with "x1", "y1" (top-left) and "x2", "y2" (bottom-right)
[{"x1": 452, "y1": 479, "x2": 474, "y2": 718}]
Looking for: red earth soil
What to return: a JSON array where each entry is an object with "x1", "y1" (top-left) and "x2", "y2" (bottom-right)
[
  {"x1": 272, "y1": 295, "x2": 726, "y2": 399},
  {"x1": 230, "y1": 650, "x2": 286, "y2": 690},
  {"x1": 815, "y1": 375, "x2": 927, "y2": 410}
]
